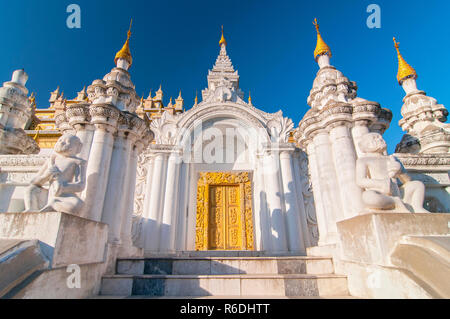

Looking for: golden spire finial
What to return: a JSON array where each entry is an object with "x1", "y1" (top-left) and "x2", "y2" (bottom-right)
[
  {"x1": 115, "y1": 19, "x2": 133, "y2": 67},
  {"x1": 248, "y1": 91, "x2": 252, "y2": 104},
  {"x1": 194, "y1": 91, "x2": 198, "y2": 105},
  {"x1": 219, "y1": 25, "x2": 227, "y2": 47},
  {"x1": 29, "y1": 92, "x2": 36, "y2": 108},
  {"x1": 393, "y1": 37, "x2": 417, "y2": 85},
  {"x1": 313, "y1": 18, "x2": 332, "y2": 61}
]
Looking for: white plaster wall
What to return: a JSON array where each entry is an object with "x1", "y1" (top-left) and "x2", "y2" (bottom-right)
[{"x1": 139, "y1": 115, "x2": 311, "y2": 255}]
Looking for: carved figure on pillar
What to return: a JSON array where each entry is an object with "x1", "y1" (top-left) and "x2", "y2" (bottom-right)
[
  {"x1": 24, "y1": 134, "x2": 86, "y2": 214},
  {"x1": 356, "y1": 132, "x2": 428, "y2": 213}
]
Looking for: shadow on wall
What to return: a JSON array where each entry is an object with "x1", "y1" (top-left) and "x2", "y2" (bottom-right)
[
  {"x1": 259, "y1": 184, "x2": 313, "y2": 255},
  {"x1": 0, "y1": 185, "x2": 16, "y2": 212}
]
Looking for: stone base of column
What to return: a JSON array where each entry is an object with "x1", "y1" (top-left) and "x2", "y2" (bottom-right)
[
  {"x1": 307, "y1": 243, "x2": 339, "y2": 258},
  {"x1": 318, "y1": 231, "x2": 340, "y2": 247},
  {"x1": 117, "y1": 243, "x2": 144, "y2": 259}
]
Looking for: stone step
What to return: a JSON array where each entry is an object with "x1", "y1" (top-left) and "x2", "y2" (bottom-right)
[
  {"x1": 100, "y1": 274, "x2": 349, "y2": 297},
  {"x1": 144, "y1": 251, "x2": 287, "y2": 258},
  {"x1": 93, "y1": 295, "x2": 359, "y2": 299},
  {"x1": 116, "y1": 256, "x2": 334, "y2": 276}
]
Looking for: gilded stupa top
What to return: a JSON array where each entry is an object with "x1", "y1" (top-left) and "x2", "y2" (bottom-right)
[
  {"x1": 219, "y1": 25, "x2": 227, "y2": 47},
  {"x1": 393, "y1": 37, "x2": 417, "y2": 85},
  {"x1": 115, "y1": 19, "x2": 133, "y2": 67},
  {"x1": 313, "y1": 18, "x2": 332, "y2": 61}
]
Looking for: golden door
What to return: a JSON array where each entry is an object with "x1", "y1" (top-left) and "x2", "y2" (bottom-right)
[{"x1": 208, "y1": 185, "x2": 243, "y2": 250}]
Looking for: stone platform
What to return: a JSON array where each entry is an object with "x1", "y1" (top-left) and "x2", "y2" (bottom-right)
[
  {"x1": 0, "y1": 212, "x2": 109, "y2": 298},
  {"x1": 335, "y1": 212, "x2": 450, "y2": 298},
  {"x1": 0, "y1": 212, "x2": 108, "y2": 268},
  {"x1": 100, "y1": 256, "x2": 350, "y2": 298}
]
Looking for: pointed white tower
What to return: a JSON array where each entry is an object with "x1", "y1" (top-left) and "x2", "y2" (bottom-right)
[
  {"x1": 201, "y1": 26, "x2": 245, "y2": 104},
  {"x1": 86, "y1": 19, "x2": 140, "y2": 113},
  {"x1": 0, "y1": 69, "x2": 39, "y2": 154},
  {"x1": 295, "y1": 19, "x2": 393, "y2": 246},
  {"x1": 393, "y1": 38, "x2": 450, "y2": 154}
]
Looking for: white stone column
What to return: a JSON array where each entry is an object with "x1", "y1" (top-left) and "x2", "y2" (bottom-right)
[
  {"x1": 144, "y1": 151, "x2": 168, "y2": 251},
  {"x1": 186, "y1": 165, "x2": 197, "y2": 251},
  {"x1": 329, "y1": 123, "x2": 363, "y2": 220},
  {"x1": 141, "y1": 154, "x2": 154, "y2": 213},
  {"x1": 312, "y1": 131, "x2": 342, "y2": 244},
  {"x1": 82, "y1": 124, "x2": 116, "y2": 221},
  {"x1": 101, "y1": 130, "x2": 131, "y2": 243},
  {"x1": 159, "y1": 151, "x2": 181, "y2": 252},
  {"x1": 262, "y1": 150, "x2": 288, "y2": 253},
  {"x1": 175, "y1": 162, "x2": 189, "y2": 251},
  {"x1": 306, "y1": 141, "x2": 328, "y2": 246},
  {"x1": 280, "y1": 149, "x2": 305, "y2": 254},
  {"x1": 74, "y1": 124, "x2": 95, "y2": 161},
  {"x1": 253, "y1": 155, "x2": 271, "y2": 252},
  {"x1": 67, "y1": 104, "x2": 94, "y2": 161},
  {"x1": 120, "y1": 140, "x2": 143, "y2": 248}
]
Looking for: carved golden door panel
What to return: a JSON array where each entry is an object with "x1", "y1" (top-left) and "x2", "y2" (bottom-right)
[
  {"x1": 208, "y1": 185, "x2": 242, "y2": 250},
  {"x1": 196, "y1": 172, "x2": 254, "y2": 251}
]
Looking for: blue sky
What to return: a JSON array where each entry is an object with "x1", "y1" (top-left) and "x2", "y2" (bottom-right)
[{"x1": 1, "y1": 0, "x2": 449, "y2": 153}]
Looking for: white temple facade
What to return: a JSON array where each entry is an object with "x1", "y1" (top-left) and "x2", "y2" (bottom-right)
[
  {"x1": 0, "y1": 21, "x2": 448, "y2": 299},
  {"x1": 132, "y1": 35, "x2": 318, "y2": 255}
]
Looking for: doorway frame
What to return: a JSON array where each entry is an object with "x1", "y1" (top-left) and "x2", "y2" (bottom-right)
[{"x1": 195, "y1": 172, "x2": 254, "y2": 251}]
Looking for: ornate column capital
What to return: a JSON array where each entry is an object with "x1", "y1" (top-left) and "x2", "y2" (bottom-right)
[
  {"x1": 66, "y1": 103, "x2": 91, "y2": 127},
  {"x1": 261, "y1": 142, "x2": 295, "y2": 156},
  {"x1": 89, "y1": 103, "x2": 121, "y2": 129}
]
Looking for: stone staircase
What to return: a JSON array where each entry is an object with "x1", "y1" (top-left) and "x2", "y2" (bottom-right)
[{"x1": 99, "y1": 253, "x2": 350, "y2": 298}]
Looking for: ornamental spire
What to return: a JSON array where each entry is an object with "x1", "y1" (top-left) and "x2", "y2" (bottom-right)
[
  {"x1": 219, "y1": 25, "x2": 227, "y2": 47},
  {"x1": 115, "y1": 19, "x2": 133, "y2": 67},
  {"x1": 313, "y1": 18, "x2": 332, "y2": 61},
  {"x1": 393, "y1": 37, "x2": 417, "y2": 85}
]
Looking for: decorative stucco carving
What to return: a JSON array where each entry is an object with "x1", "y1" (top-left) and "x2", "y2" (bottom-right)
[
  {"x1": 131, "y1": 153, "x2": 148, "y2": 247},
  {"x1": 150, "y1": 111, "x2": 180, "y2": 145},
  {"x1": 267, "y1": 113, "x2": 294, "y2": 143},
  {"x1": 298, "y1": 151, "x2": 319, "y2": 246}
]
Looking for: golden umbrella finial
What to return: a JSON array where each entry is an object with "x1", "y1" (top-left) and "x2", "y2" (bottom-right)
[
  {"x1": 194, "y1": 91, "x2": 198, "y2": 105},
  {"x1": 313, "y1": 18, "x2": 332, "y2": 61},
  {"x1": 115, "y1": 18, "x2": 133, "y2": 67},
  {"x1": 219, "y1": 25, "x2": 227, "y2": 47},
  {"x1": 128, "y1": 19, "x2": 132, "y2": 38},
  {"x1": 393, "y1": 37, "x2": 417, "y2": 85},
  {"x1": 29, "y1": 92, "x2": 36, "y2": 108}
]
